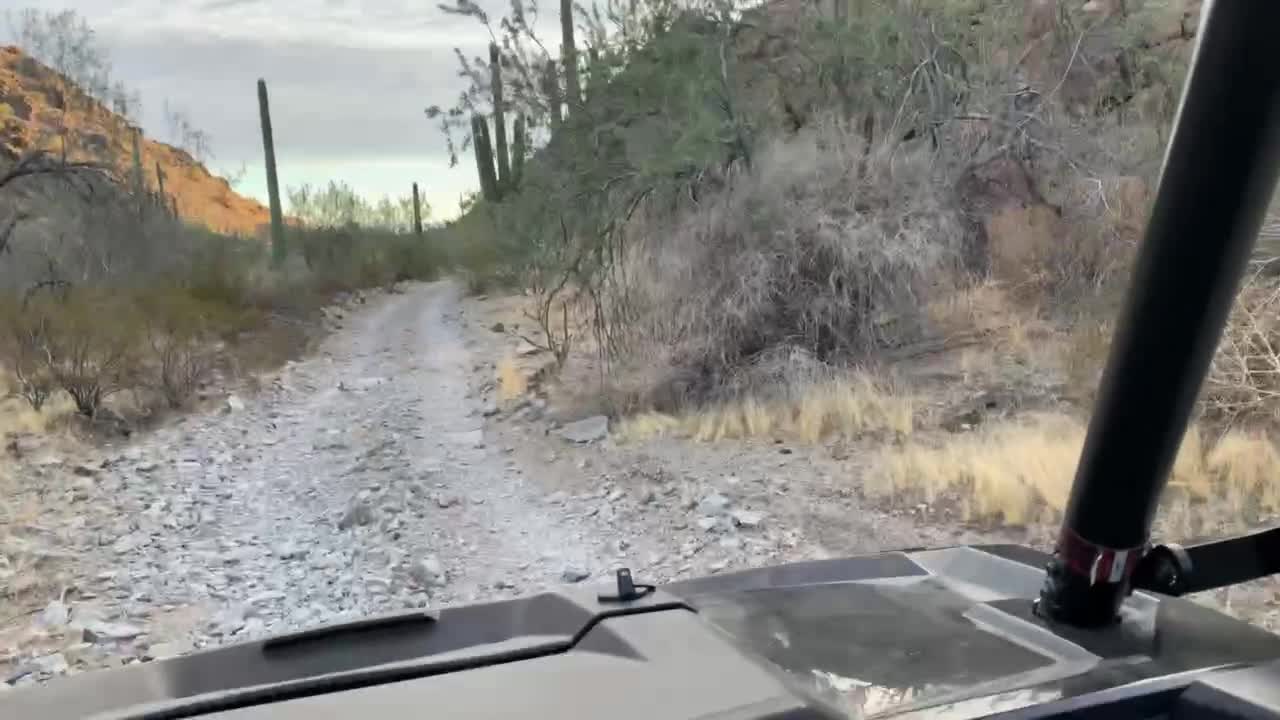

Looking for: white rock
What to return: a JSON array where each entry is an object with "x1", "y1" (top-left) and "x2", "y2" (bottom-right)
[
  {"x1": 449, "y1": 429, "x2": 485, "y2": 448},
  {"x1": 31, "y1": 653, "x2": 68, "y2": 675},
  {"x1": 113, "y1": 532, "x2": 148, "y2": 554},
  {"x1": 338, "y1": 501, "x2": 375, "y2": 530},
  {"x1": 145, "y1": 639, "x2": 192, "y2": 661},
  {"x1": 560, "y1": 565, "x2": 591, "y2": 583},
  {"x1": 409, "y1": 556, "x2": 446, "y2": 587},
  {"x1": 731, "y1": 510, "x2": 766, "y2": 529},
  {"x1": 225, "y1": 395, "x2": 246, "y2": 413},
  {"x1": 338, "y1": 377, "x2": 386, "y2": 392},
  {"x1": 38, "y1": 600, "x2": 70, "y2": 627},
  {"x1": 698, "y1": 493, "x2": 731, "y2": 515},
  {"x1": 275, "y1": 543, "x2": 306, "y2": 560},
  {"x1": 556, "y1": 416, "x2": 609, "y2": 444},
  {"x1": 83, "y1": 621, "x2": 144, "y2": 642},
  {"x1": 247, "y1": 590, "x2": 287, "y2": 606},
  {"x1": 696, "y1": 517, "x2": 721, "y2": 532}
]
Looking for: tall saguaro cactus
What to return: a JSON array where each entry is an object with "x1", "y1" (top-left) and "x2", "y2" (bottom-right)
[
  {"x1": 155, "y1": 161, "x2": 171, "y2": 216},
  {"x1": 585, "y1": 45, "x2": 600, "y2": 104},
  {"x1": 489, "y1": 43, "x2": 511, "y2": 191},
  {"x1": 511, "y1": 114, "x2": 527, "y2": 186},
  {"x1": 257, "y1": 79, "x2": 286, "y2": 265},
  {"x1": 471, "y1": 114, "x2": 500, "y2": 202},
  {"x1": 541, "y1": 59, "x2": 563, "y2": 127},
  {"x1": 412, "y1": 182, "x2": 424, "y2": 236},
  {"x1": 560, "y1": 0, "x2": 581, "y2": 116},
  {"x1": 130, "y1": 127, "x2": 144, "y2": 196}
]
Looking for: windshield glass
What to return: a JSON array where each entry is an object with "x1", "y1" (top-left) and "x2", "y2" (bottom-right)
[{"x1": 0, "y1": 0, "x2": 1276, "y2": 696}]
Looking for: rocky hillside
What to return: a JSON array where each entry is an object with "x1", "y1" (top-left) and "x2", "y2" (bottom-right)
[{"x1": 0, "y1": 46, "x2": 270, "y2": 237}]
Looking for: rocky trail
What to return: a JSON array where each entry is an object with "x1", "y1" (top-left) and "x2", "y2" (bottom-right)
[
  {"x1": 4, "y1": 280, "x2": 1275, "y2": 690},
  {"x1": 3, "y1": 280, "x2": 992, "y2": 687}
]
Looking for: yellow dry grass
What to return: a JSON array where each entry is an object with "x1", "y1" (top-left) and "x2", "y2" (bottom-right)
[
  {"x1": 0, "y1": 387, "x2": 77, "y2": 440},
  {"x1": 496, "y1": 353, "x2": 528, "y2": 401},
  {"x1": 868, "y1": 413, "x2": 1083, "y2": 525},
  {"x1": 868, "y1": 415, "x2": 1222, "y2": 527},
  {"x1": 927, "y1": 285, "x2": 1069, "y2": 391},
  {"x1": 616, "y1": 374, "x2": 914, "y2": 444},
  {"x1": 1205, "y1": 431, "x2": 1280, "y2": 515},
  {"x1": 925, "y1": 282, "x2": 1014, "y2": 337}
]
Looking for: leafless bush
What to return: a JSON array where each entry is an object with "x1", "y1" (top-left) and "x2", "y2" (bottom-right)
[
  {"x1": 1205, "y1": 257, "x2": 1280, "y2": 423},
  {"x1": 0, "y1": 299, "x2": 54, "y2": 410},
  {"x1": 144, "y1": 291, "x2": 224, "y2": 409},
  {"x1": 601, "y1": 119, "x2": 965, "y2": 406},
  {"x1": 26, "y1": 289, "x2": 142, "y2": 417}
]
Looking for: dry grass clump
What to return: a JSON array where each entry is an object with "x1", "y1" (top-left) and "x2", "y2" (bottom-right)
[
  {"x1": 1061, "y1": 317, "x2": 1115, "y2": 402},
  {"x1": 616, "y1": 372, "x2": 914, "y2": 444},
  {"x1": 1204, "y1": 431, "x2": 1280, "y2": 516},
  {"x1": 868, "y1": 415, "x2": 1221, "y2": 527},
  {"x1": 868, "y1": 413, "x2": 1085, "y2": 526},
  {"x1": 497, "y1": 353, "x2": 528, "y2": 401}
]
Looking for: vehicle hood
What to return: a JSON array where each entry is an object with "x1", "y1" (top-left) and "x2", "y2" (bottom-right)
[
  {"x1": 668, "y1": 545, "x2": 1280, "y2": 718},
  {"x1": 5, "y1": 545, "x2": 1280, "y2": 720}
]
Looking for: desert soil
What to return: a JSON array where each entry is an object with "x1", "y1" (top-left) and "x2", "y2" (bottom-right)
[{"x1": 2, "y1": 279, "x2": 1276, "y2": 689}]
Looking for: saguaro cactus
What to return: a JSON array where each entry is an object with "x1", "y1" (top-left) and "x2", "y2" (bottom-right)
[
  {"x1": 130, "y1": 127, "x2": 144, "y2": 196},
  {"x1": 489, "y1": 43, "x2": 511, "y2": 192},
  {"x1": 511, "y1": 114, "x2": 526, "y2": 186},
  {"x1": 541, "y1": 59, "x2": 563, "y2": 127},
  {"x1": 412, "y1": 182, "x2": 424, "y2": 236},
  {"x1": 257, "y1": 79, "x2": 286, "y2": 264},
  {"x1": 560, "y1": 0, "x2": 581, "y2": 116},
  {"x1": 155, "y1": 161, "x2": 172, "y2": 216},
  {"x1": 585, "y1": 45, "x2": 600, "y2": 104},
  {"x1": 471, "y1": 114, "x2": 500, "y2": 202}
]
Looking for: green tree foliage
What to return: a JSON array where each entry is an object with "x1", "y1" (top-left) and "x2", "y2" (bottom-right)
[
  {"x1": 428, "y1": 0, "x2": 1187, "y2": 367},
  {"x1": 286, "y1": 180, "x2": 425, "y2": 232}
]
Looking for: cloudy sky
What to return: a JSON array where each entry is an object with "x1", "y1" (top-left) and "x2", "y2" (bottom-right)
[{"x1": 0, "y1": 1, "x2": 545, "y2": 219}]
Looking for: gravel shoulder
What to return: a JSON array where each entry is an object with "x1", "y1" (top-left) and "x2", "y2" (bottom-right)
[{"x1": 3, "y1": 279, "x2": 1274, "y2": 689}]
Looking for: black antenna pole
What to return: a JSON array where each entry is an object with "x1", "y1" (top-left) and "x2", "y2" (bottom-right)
[{"x1": 1039, "y1": 1, "x2": 1280, "y2": 628}]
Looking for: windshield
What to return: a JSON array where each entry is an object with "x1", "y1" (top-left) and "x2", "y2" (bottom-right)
[{"x1": 1, "y1": 0, "x2": 1276, "y2": 694}]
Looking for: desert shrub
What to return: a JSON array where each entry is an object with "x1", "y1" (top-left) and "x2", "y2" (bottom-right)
[
  {"x1": 0, "y1": 288, "x2": 142, "y2": 417},
  {"x1": 1204, "y1": 257, "x2": 1280, "y2": 423},
  {"x1": 295, "y1": 224, "x2": 440, "y2": 294},
  {"x1": 140, "y1": 289, "x2": 230, "y2": 408},
  {"x1": 0, "y1": 295, "x2": 55, "y2": 410},
  {"x1": 26, "y1": 288, "x2": 143, "y2": 417},
  {"x1": 601, "y1": 120, "x2": 965, "y2": 404}
]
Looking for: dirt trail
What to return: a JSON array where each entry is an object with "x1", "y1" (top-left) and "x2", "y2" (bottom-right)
[
  {"x1": 6, "y1": 280, "x2": 1273, "y2": 688},
  {"x1": 4, "y1": 280, "x2": 985, "y2": 685}
]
